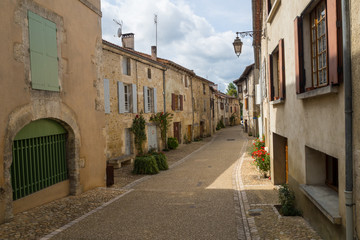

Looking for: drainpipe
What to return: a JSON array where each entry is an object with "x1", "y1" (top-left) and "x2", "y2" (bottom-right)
[
  {"x1": 342, "y1": 0, "x2": 354, "y2": 239},
  {"x1": 191, "y1": 77, "x2": 194, "y2": 141},
  {"x1": 163, "y1": 69, "x2": 166, "y2": 113},
  {"x1": 163, "y1": 68, "x2": 167, "y2": 149}
]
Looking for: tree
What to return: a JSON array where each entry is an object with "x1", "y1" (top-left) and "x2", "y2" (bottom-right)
[
  {"x1": 130, "y1": 113, "x2": 146, "y2": 155},
  {"x1": 226, "y1": 83, "x2": 238, "y2": 97},
  {"x1": 150, "y1": 112, "x2": 173, "y2": 150}
]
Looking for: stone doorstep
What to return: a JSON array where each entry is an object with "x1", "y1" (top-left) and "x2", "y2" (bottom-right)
[{"x1": 108, "y1": 154, "x2": 135, "y2": 169}]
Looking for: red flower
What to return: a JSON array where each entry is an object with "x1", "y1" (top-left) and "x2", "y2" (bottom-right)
[{"x1": 136, "y1": 115, "x2": 139, "y2": 118}]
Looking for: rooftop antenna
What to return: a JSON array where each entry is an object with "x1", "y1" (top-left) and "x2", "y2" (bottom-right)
[
  {"x1": 113, "y1": 19, "x2": 123, "y2": 38},
  {"x1": 154, "y1": 14, "x2": 158, "y2": 49}
]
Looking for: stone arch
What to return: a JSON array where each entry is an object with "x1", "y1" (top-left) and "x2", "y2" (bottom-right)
[{"x1": 3, "y1": 100, "x2": 81, "y2": 221}]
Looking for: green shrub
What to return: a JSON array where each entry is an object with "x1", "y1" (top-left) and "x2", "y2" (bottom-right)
[
  {"x1": 133, "y1": 155, "x2": 159, "y2": 175},
  {"x1": 216, "y1": 120, "x2": 225, "y2": 130},
  {"x1": 167, "y1": 137, "x2": 179, "y2": 150},
  {"x1": 151, "y1": 152, "x2": 169, "y2": 170},
  {"x1": 278, "y1": 184, "x2": 301, "y2": 216}
]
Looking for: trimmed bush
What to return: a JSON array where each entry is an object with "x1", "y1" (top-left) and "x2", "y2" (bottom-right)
[
  {"x1": 151, "y1": 152, "x2": 169, "y2": 170},
  {"x1": 133, "y1": 155, "x2": 159, "y2": 175},
  {"x1": 167, "y1": 137, "x2": 179, "y2": 150}
]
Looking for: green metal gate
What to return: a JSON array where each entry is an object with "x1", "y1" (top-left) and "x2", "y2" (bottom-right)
[{"x1": 10, "y1": 119, "x2": 68, "y2": 200}]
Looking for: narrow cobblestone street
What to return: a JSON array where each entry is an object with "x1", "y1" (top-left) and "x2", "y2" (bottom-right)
[{"x1": 0, "y1": 126, "x2": 321, "y2": 239}]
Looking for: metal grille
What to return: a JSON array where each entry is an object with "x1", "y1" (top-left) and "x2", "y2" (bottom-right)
[{"x1": 11, "y1": 133, "x2": 68, "y2": 200}]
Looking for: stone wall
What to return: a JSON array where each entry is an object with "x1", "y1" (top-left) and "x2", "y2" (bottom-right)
[{"x1": 102, "y1": 43, "x2": 165, "y2": 157}]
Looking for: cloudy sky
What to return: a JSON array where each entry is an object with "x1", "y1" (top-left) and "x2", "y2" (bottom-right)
[{"x1": 101, "y1": 0, "x2": 254, "y2": 92}]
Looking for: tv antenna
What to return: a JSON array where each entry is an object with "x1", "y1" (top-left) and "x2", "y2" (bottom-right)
[
  {"x1": 113, "y1": 19, "x2": 123, "y2": 38},
  {"x1": 154, "y1": 14, "x2": 158, "y2": 48}
]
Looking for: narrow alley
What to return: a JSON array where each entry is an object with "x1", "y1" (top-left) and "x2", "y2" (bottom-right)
[{"x1": 12, "y1": 126, "x2": 319, "y2": 240}]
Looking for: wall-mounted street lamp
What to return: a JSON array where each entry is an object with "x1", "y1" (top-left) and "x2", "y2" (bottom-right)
[{"x1": 233, "y1": 30, "x2": 265, "y2": 57}]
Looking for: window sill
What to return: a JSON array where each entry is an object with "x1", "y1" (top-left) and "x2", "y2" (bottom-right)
[
  {"x1": 297, "y1": 85, "x2": 338, "y2": 100},
  {"x1": 266, "y1": 0, "x2": 281, "y2": 23},
  {"x1": 300, "y1": 184, "x2": 341, "y2": 224},
  {"x1": 270, "y1": 98, "x2": 285, "y2": 105}
]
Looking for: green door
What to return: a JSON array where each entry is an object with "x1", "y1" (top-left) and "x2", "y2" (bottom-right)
[{"x1": 11, "y1": 119, "x2": 68, "y2": 200}]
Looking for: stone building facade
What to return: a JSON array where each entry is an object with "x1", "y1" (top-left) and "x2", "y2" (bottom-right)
[
  {"x1": 158, "y1": 59, "x2": 195, "y2": 144},
  {"x1": 234, "y1": 64, "x2": 259, "y2": 136},
  {"x1": 0, "y1": 0, "x2": 105, "y2": 223},
  {"x1": 102, "y1": 40, "x2": 166, "y2": 166},
  {"x1": 192, "y1": 75, "x2": 214, "y2": 138},
  {"x1": 251, "y1": 0, "x2": 358, "y2": 238}
]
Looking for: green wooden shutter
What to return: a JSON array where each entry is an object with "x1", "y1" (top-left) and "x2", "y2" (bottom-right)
[{"x1": 28, "y1": 11, "x2": 59, "y2": 91}]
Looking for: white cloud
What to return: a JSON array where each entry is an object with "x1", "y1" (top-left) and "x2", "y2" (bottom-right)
[{"x1": 101, "y1": 0, "x2": 254, "y2": 92}]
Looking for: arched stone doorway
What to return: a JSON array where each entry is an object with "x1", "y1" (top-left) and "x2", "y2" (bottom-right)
[
  {"x1": 3, "y1": 102, "x2": 81, "y2": 222},
  {"x1": 11, "y1": 119, "x2": 68, "y2": 201}
]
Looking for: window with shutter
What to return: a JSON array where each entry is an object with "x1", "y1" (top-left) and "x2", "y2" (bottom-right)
[
  {"x1": 268, "y1": 39, "x2": 285, "y2": 101},
  {"x1": 28, "y1": 11, "x2": 59, "y2": 91},
  {"x1": 294, "y1": 0, "x2": 342, "y2": 95}
]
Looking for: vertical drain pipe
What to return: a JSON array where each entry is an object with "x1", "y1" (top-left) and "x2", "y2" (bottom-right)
[{"x1": 342, "y1": 0, "x2": 354, "y2": 239}]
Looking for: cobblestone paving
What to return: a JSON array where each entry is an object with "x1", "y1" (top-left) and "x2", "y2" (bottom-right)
[
  {"x1": 0, "y1": 188, "x2": 125, "y2": 240},
  {"x1": 0, "y1": 137, "x2": 211, "y2": 240},
  {"x1": 0, "y1": 130, "x2": 323, "y2": 240},
  {"x1": 240, "y1": 142, "x2": 322, "y2": 240}
]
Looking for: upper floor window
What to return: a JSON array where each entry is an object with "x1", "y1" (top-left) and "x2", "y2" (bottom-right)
[
  {"x1": 28, "y1": 11, "x2": 59, "y2": 91},
  {"x1": 203, "y1": 84, "x2": 206, "y2": 94},
  {"x1": 172, "y1": 94, "x2": 183, "y2": 111},
  {"x1": 310, "y1": 1, "x2": 327, "y2": 87},
  {"x1": 124, "y1": 84, "x2": 131, "y2": 112},
  {"x1": 268, "y1": 39, "x2": 285, "y2": 101},
  {"x1": 118, "y1": 82, "x2": 137, "y2": 113},
  {"x1": 144, "y1": 86, "x2": 156, "y2": 113},
  {"x1": 147, "y1": 68, "x2": 152, "y2": 79},
  {"x1": 294, "y1": 0, "x2": 342, "y2": 95},
  {"x1": 123, "y1": 57, "x2": 131, "y2": 76}
]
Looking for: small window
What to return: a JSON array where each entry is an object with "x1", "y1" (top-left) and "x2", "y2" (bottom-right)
[
  {"x1": 147, "y1": 68, "x2": 152, "y2": 79},
  {"x1": 220, "y1": 102, "x2": 224, "y2": 110},
  {"x1": 269, "y1": 39, "x2": 285, "y2": 101},
  {"x1": 203, "y1": 84, "x2": 206, "y2": 94},
  {"x1": 123, "y1": 57, "x2": 131, "y2": 76},
  {"x1": 124, "y1": 84, "x2": 132, "y2": 112},
  {"x1": 147, "y1": 88, "x2": 154, "y2": 112},
  {"x1": 185, "y1": 76, "x2": 188, "y2": 87},
  {"x1": 172, "y1": 94, "x2": 183, "y2": 111},
  {"x1": 230, "y1": 107, "x2": 232, "y2": 113}
]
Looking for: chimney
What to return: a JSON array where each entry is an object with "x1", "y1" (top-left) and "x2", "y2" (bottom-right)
[
  {"x1": 151, "y1": 46, "x2": 157, "y2": 60},
  {"x1": 122, "y1": 33, "x2": 135, "y2": 50}
]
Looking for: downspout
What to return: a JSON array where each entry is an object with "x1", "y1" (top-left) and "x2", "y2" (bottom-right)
[
  {"x1": 191, "y1": 77, "x2": 194, "y2": 141},
  {"x1": 342, "y1": 0, "x2": 354, "y2": 239},
  {"x1": 163, "y1": 68, "x2": 167, "y2": 149}
]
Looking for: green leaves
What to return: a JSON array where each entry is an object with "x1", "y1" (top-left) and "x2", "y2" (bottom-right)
[{"x1": 130, "y1": 113, "x2": 146, "y2": 154}]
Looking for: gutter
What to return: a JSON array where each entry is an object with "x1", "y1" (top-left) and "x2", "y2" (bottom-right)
[{"x1": 341, "y1": 0, "x2": 354, "y2": 239}]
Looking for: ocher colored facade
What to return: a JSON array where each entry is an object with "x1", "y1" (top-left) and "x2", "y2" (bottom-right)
[
  {"x1": 102, "y1": 40, "x2": 166, "y2": 164},
  {"x1": 192, "y1": 75, "x2": 213, "y2": 138},
  {"x1": 0, "y1": 0, "x2": 105, "y2": 223}
]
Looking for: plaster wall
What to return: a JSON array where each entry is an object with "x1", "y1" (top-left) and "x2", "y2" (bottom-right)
[
  {"x1": 0, "y1": 0, "x2": 105, "y2": 222},
  {"x1": 350, "y1": 0, "x2": 360, "y2": 237},
  {"x1": 261, "y1": 0, "x2": 345, "y2": 238}
]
